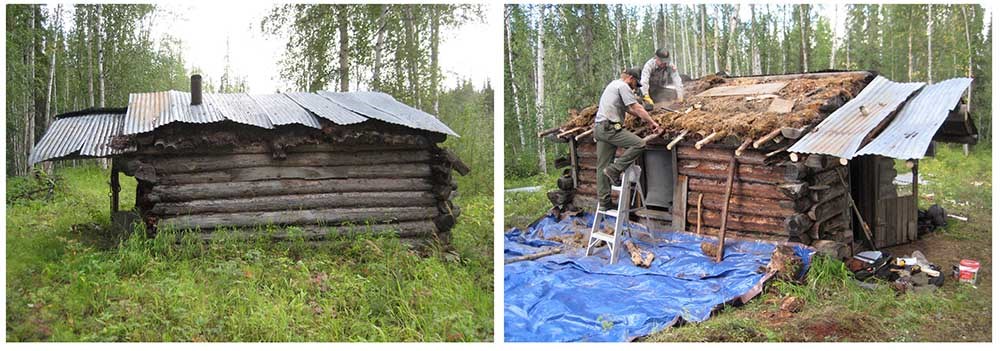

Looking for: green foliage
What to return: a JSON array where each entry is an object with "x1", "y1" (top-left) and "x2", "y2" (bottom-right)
[
  {"x1": 503, "y1": 172, "x2": 560, "y2": 229},
  {"x1": 505, "y1": 4, "x2": 993, "y2": 177},
  {"x1": 6, "y1": 166, "x2": 493, "y2": 341},
  {"x1": 438, "y1": 80, "x2": 494, "y2": 197}
]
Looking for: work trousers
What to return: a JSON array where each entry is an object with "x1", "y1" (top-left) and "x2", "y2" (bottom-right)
[{"x1": 594, "y1": 121, "x2": 646, "y2": 205}]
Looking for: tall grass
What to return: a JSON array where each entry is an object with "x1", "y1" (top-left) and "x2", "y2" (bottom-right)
[{"x1": 6, "y1": 165, "x2": 493, "y2": 341}]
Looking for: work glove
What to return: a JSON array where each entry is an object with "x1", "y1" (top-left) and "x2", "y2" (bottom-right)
[{"x1": 643, "y1": 95, "x2": 654, "y2": 105}]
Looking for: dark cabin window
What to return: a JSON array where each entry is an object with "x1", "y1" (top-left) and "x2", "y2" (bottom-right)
[{"x1": 642, "y1": 148, "x2": 676, "y2": 210}]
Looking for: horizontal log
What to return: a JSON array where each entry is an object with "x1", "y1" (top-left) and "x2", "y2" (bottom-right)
[
  {"x1": 678, "y1": 159, "x2": 786, "y2": 184},
  {"x1": 185, "y1": 221, "x2": 440, "y2": 241},
  {"x1": 687, "y1": 192, "x2": 799, "y2": 218},
  {"x1": 142, "y1": 150, "x2": 432, "y2": 174},
  {"x1": 157, "y1": 163, "x2": 432, "y2": 185},
  {"x1": 785, "y1": 214, "x2": 814, "y2": 237},
  {"x1": 676, "y1": 145, "x2": 767, "y2": 165},
  {"x1": 442, "y1": 148, "x2": 471, "y2": 176},
  {"x1": 150, "y1": 191, "x2": 437, "y2": 216},
  {"x1": 148, "y1": 178, "x2": 434, "y2": 202},
  {"x1": 158, "y1": 206, "x2": 439, "y2": 231},
  {"x1": 810, "y1": 183, "x2": 847, "y2": 203},
  {"x1": 686, "y1": 208, "x2": 787, "y2": 235},
  {"x1": 135, "y1": 142, "x2": 428, "y2": 155},
  {"x1": 813, "y1": 167, "x2": 847, "y2": 186},
  {"x1": 688, "y1": 177, "x2": 790, "y2": 200},
  {"x1": 697, "y1": 226, "x2": 792, "y2": 242},
  {"x1": 782, "y1": 161, "x2": 810, "y2": 181}
]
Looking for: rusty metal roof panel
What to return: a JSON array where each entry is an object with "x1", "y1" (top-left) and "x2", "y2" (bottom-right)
[
  {"x1": 248, "y1": 93, "x2": 322, "y2": 129},
  {"x1": 29, "y1": 113, "x2": 126, "y2": 164},
  {"x1": 855, "y1": 78, "x2": 973, "y2": 160},
  {"x1": 349, "y1": 91, "x2": 458, "y2": 136},
  {"x1": 788, "y1": 76, "x2": 925, "y2": 159},
  {"x1": 283, "y1": 92, "x2": 367, "y2": 125},
  {"x1": 123, "y1": 90, "x2": 225, "y2": 134},
  {"x1": 210, "y1": 93, "x2": 274, "y2": 129}
]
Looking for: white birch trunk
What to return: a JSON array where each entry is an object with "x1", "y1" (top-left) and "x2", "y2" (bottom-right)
[
  {"x1": 926, "y1": 4, "x2": 933, "y2": 83},
  {"x1": 799, "y1": 5, "x2": 808, "y2": 72},
  {"x1": 372, "y1": 5, "x2": 388, "y2": 90},
  {"x1": 96, "y1": 4, "x2": 104, "y2": 108},
  {"x1": 829, "y1": 4, "x2": 838, "y2": 69},
  {"x1": 505, "y1": 8, "x2": 527, "y2": 149},
  {"x1": 535, "y1": 5, "x2": 547, "y2": 174}
]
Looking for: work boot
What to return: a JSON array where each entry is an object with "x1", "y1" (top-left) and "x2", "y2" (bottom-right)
[
  {"x1": 604, "y1": 167, "x2": 622, "y2": 187},
  {"x1": 599, "y1": 201, "x2": 616, "y2": 212}
]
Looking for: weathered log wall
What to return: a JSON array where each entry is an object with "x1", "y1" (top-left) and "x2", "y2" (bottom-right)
[
  {"x1": 559, "y1": 139, "x2": 852, "y2": 246},
  {"x1": 122, "y1": 136, "x2": 461, "y2": 244}
]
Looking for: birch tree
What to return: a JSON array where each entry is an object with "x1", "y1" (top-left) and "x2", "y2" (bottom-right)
[
  {"x1": 505, "y1": 7, "x2": 526, "y2": 150},
  {"x1": 534, "y1": 5, "x2": 547, "y2": 174}
]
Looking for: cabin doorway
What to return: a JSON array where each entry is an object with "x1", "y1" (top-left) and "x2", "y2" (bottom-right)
[{"x1": 849, "y1": 155, "x2": 919, "y2": 248}]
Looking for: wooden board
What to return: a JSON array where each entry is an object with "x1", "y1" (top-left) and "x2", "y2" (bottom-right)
[
  {"x1": 696, "y1": 82, "x2": 789, "y2": 97},
  {"x1": 768, "y1": 98, "x2": 795, "y2": 113}
]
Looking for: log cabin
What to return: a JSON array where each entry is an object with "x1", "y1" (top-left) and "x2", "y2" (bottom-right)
[
  {"x1": 543, "y1": 71, "x2": 977, "y2": 256},
  {"x1": 28, "y1": 75, "x2": 469, "y2": 246}
]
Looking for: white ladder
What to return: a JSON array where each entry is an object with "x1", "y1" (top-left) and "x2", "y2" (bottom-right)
[{"x1": 587, "y1": 164, "x2": 646, "y2": 264}]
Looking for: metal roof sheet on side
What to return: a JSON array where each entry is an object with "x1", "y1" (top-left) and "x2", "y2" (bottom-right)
[
  {"x1": 788, "y1": 76, "x2": 925, "y2": 159},
  {"x1": 854, "y1": 78, "x2": 972, "y2": 160},
  {"x1": 123, "y1": 90, "x2": 225, "y2": 134},
  {"x1": 351, "y1": 91, "x2": 459, "y2": 136},
  {"x1": 210, "y1": 93, "x2": 274, "y2": 129},
  {"x1": 248, "y1": 93, "x2": 322, "y2": 129},
  {"x1": 29, "y1": 113, "x2": 126, "y2": 164},
  {"x1": 284, "y1": 92, "x2": 368, "y2": 125}
]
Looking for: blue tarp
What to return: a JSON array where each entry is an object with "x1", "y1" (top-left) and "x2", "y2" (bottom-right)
[{"x1": 504, "y1": 213, "x2": 814, "y2": 342}]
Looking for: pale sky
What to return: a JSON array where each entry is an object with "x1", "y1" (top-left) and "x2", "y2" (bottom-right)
[{"x1": 147, "y1": 2, "x2": 494, "y2": 93}]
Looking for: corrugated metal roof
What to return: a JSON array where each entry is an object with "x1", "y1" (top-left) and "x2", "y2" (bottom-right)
[
  {"x1": 211, "y1": 93, "x2": 274, "y2": 129},
  {"x1": 788, "y1": 76, "x2": 925, "y2": 159},
  {"x1": 283, "y1": 92, "x2": 368, "y2": 125},
  {"x1": 248, "y1": 93, "x2": 322, "y2": 129},
  {"x1": 123, "y1": 90, "x2": 225, "y2": 134},
  {"x1": 350, "y1": 91, "x2": 459, "y2": 136},
  {"x1": 855, "y1": 78, "x2": 972, "y2": 160},
  {"x1": 29, "y1": 113, "x2": 127, "y2": 164}
]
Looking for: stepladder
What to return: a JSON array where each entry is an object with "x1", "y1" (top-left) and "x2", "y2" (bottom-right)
[{"x1": 587, "y1": 164, "x2": 647, "y2": 264}]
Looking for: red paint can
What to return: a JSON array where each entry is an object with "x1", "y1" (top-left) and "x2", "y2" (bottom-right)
[{"x1": 958, "y1": 259, "x2": 980, "y2": 284}]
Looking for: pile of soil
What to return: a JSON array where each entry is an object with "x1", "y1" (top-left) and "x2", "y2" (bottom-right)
[{"x1": 561, "y1": 72, "x2": 871, "y2": 141}]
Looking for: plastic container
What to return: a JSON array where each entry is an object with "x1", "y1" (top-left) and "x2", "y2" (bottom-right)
[{"x1": 958, "y1": 259, "x2": 980, "y2": 284}]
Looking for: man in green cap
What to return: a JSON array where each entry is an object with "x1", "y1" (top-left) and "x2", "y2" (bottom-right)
[
  {"x1": 640, "y1": 48, "x2": 685, "y2": 107},
  {"x1": 593, "y1": 67, "x2": 662, "y2": 210}
]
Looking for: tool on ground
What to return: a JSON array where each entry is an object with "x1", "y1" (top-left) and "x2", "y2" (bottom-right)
[
  {"x1": 587, "y1": 164, "x2": 647, "y2": 264},
  {"x1": 835, "y1": 168, "x2": 877, "y2": 249},
  {"x1": 715, "y1": 154, "x2": 738, "y2": 262}
]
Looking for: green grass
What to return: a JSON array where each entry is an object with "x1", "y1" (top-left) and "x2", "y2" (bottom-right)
[
  {"x1": 6, "y1": 165, "x2": 493, "y2": 341},
  {"x1": 503, "y1": 172, "x2": 560, "y2": 229},
  {"x1": 505, "y1": 144, "x2": 991, "y2": 342}
]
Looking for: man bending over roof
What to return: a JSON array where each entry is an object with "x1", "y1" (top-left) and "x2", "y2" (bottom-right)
[
  {"x1": 594, "y1": 67, "x2": 662, "y2": 211},
  {"x1": 640, "y1": 48, "x2": 685, "y2": 107}
]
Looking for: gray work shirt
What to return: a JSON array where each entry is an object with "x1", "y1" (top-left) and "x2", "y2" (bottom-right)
[
  {"x1": 640, "y1": 57, "x2": 684, "y2": 99},
  {"x1": 595, "y1": 79, "x2": 638, "y2": 123}
]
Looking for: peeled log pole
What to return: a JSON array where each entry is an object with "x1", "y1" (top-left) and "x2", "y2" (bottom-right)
[
  {"x1": 158, "y1": 206, "x2": 438, "y2": 231},
  {"x1": 666, "y1": 130, "x2": 688, "y2": 150},
  {"x1": 150, "y1": 191, "x2": 437, "y2": 216},
  {"x1": 148, "y1": 178, "x2": 434, "y2": 202},
  {"x1": 753, "y1": 128, "x2": 783, "y2": 148},
  {"x1": 695, "y1": 131, "x2": 724, "y2": 149},
  {"x1": 156, "y1": 163, "x2": 432, "y2": 185},
  {"x1": 716, "y1": 156, "x2": 738, "y2": 262},
  {"x1": 144, "y1": 150, "x2": 431, "y2": 174}
]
